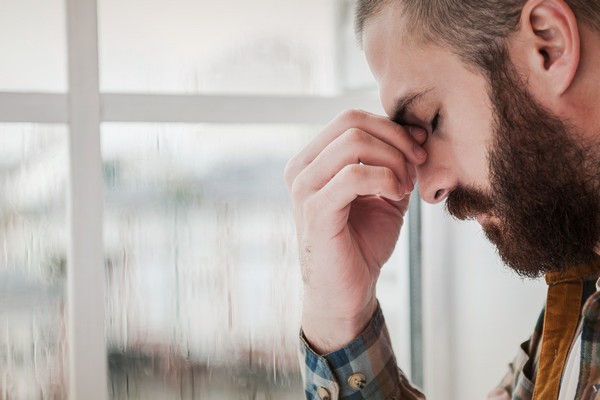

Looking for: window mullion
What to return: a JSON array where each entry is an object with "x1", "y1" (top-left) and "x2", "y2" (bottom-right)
[
  {"x1": 0, "y1": 92, "x2": 383, "y2": 124},
  {"x1": 0, "y1": 93, "x2": 67, "y2": 123},
  {"x1": 65, "y1": 0, "x2": 108, "y2": 398}
]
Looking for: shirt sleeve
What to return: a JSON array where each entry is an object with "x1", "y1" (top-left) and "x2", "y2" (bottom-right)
[{"x1": 298, "y1": 303, "x2": 425, "y2": 400}]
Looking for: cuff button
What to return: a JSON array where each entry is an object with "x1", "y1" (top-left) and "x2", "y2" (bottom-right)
[
  {"x1": 317, "y1": 387, "x2": 331, "y2": 400},
  {"x1": 348, "y1": 372, "x2": 367, "y2": 391}
]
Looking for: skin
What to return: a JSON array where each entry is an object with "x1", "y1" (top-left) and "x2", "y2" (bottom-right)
[{"x1": 285, "y1": 0, "x2": 600, "y2": 387}]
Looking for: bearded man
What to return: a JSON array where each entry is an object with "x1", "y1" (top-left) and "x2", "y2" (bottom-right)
[{"x1": 284, "y1": 0, "x2": 600, "y2": 399}]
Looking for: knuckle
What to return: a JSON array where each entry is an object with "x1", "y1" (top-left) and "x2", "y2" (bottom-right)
[
  {"x1": 290, "y1": 174, "x2": 307, "y2": 200},
  {"x1": 381, "y1": 167, "x2": 397, "y2": 185},
  {"x1": 343, "y1": 128, "x2": 369, "y2": 146},
  {"x1": 392, "y1": 122, "x2": 408, "y2": 138},
  {"x1": 285, "y1": 151, "x2": 312, "y2": 190},
  {"x1": 338, "y1": 108, "x2": 368, "y2": 125},
  {"x1": 284, "y1": 157, "x2": 298, "y2": 189},
  {"x1": 342, "y1": 163, "x2": 365, "y2": 181}
]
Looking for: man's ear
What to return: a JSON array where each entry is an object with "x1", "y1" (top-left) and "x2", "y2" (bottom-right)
[{"x1": 517, "y1": 0, "x2": 581, "y2": 96}]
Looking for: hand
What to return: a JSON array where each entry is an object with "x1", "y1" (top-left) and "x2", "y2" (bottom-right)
[
  {"x1": 284, "y1": 109, "x2": 428, "y2": 354},
  {"x1": 487, "y1": 388, "x2": 511, "y2": 400}
]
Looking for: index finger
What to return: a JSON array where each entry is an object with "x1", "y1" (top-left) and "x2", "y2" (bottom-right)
[{"x1": 288, "y1": 109, "x2": 426, "y2": 181}]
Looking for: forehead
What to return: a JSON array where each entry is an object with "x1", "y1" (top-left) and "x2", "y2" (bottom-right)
[{"x1": 361, "y1": 5, "x2": 470, "y2": 116}]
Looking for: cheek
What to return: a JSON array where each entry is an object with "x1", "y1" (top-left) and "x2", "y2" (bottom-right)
[
  {"x1": 458, "y1": 134, "x2": 491, "y2": 184},
  {"x1": 430, "y1": 121, "x2": 493, "y2": 189},
  {"x1": 438, "y1": 68, "x2": 495, "y2": 184}
]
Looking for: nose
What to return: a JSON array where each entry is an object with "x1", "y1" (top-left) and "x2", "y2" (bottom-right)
[{"x1": 417, "y1": 166, "x2": 458, "y2": 204}]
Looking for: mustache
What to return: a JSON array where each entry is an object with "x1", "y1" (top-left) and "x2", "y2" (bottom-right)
[{"x1": 445, "y1": 186, "x2": 494, "y2": 220}]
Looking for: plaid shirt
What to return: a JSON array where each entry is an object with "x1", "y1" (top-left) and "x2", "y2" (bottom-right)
[{"x1": 299, "y1": 277, "x2": 600, "y2": 399}]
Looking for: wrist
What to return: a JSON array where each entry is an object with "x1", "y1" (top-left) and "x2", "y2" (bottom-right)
[{"x1": 301, "y1": 297, "x2": 378, "y2": 355}]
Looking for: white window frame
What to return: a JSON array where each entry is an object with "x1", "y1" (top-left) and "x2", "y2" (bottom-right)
[{"x1": 0, "y1": 0, "x2": 424, "y2": 398}]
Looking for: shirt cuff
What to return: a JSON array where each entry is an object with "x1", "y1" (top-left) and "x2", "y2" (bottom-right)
[{"x1": 298, "y1": 303, "x2": 403, "y2": 400}]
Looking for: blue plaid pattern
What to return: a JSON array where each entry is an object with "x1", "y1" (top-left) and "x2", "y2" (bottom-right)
[
  {"x1": 300, "y1": 275, "x2": 600, "y2": 399},
  {"x1": 299, "y1": 304, "x2": 424, "y2": 399}
]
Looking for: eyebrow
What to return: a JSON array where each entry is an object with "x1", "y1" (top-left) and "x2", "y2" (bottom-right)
[{"x1": 390, "y1": 88, "x2": 433, "y2": 126}]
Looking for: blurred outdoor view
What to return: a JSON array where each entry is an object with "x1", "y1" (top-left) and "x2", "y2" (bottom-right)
[
  {"x1": 102, "y1": 124, "x2": 310, "y2": 398},
  {"x1": 0, "y1": 0, "x2": 410, "y2": 399},
  {"x1": 0, "y1": 126, "x2": 68, "y2": 399}
]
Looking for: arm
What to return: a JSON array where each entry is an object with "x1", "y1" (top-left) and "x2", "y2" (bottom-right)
[
  {"x1": 299, "y1": 303, "x2": 425, "y2": 400},
  {"x1": 284, "y1": 109, "x2": 428, "y2": 399}
]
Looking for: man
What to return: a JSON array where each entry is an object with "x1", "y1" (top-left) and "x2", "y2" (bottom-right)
[{"x1": 284, "y1": 0, "x2": 600, "y2": 399}]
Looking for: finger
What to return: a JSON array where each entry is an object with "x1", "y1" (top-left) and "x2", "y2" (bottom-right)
[
  {"x1": 486, "y1": 388, "x2": 510, "y2": 400},
  {"x1": 285, "y1": 109, "x2": 426, "y2": 186},
  {"x1": 407, "y1": 126, "x2": 428, "y2": 183},
  {"x1": 408, "y1": 126, "x2": 428, "y2": 145},
  {"x1": 304, "y1": 164, "x2": 404, "y2": 227},
  {"x1": 408, "y1": 164, "x2": 417, "y2": 183},
  {"x1": 292, "y1": 128, "x2": 413, "y2": 202}
]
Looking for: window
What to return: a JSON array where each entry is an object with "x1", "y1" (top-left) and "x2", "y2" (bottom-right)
[
  {"x1": 0, "y1": 125, "x2": 68, "y2": 398},
  {"x1": 103, "y1": 124, "x2": 310, "y2": 397},
  {"x1": 98, "y1": 0, "x2": 341, "y2": 95},
  {"x1": 0, "y1": 0, "x2": 67, "y2": 92},
  {"x1": 1, "y1": 1, "x2": 413, "y2": 399}
]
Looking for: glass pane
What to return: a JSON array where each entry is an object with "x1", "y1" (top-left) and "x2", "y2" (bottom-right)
[
  {"x1": 0, "y1": 124, "x2": 68, "y2": 399},
  {"x1": 0, "y1": 0, "x2": 67, "y2": 92},
  {"x1": 339, "y1": 0, "x2": 378, "y2": 91},
  {"x1": 102, "y1": 123, "x2": 410, "y2": 398},
  {"x1": 98, "y1": 0, "x2": 340, "y2": 95}
]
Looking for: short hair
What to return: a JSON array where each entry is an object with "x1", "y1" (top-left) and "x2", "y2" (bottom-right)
[{"x1": 355, "y1": 0, "x2": 600, "y2": 75}]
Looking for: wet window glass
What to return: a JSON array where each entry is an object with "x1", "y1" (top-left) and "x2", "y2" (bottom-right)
[
  {"x1": 0, "y1": 1, "x2": 405, "y2": 397},
  {"x1": 103, "y1": 124, "x2": 309, "y2": 398},
  {"x1": 98, "y1": 0, "x2": 342, "y2": 95},
  {"x1": 0, "y1": 124, "x2": 68, "y2": 398},
  {"x1": 101, "y1": 123, "x2": 411, "y2": 398},
  {"x1": 0, "y1": 0, "x2": 67, "y2": 92}
]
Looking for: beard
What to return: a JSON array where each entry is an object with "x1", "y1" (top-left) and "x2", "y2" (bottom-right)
[{"x1": 445, "y1": 57, "x2": 600, "y2": 278}]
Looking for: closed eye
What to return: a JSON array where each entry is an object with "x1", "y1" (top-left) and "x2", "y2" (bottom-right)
[{"x1": 431, "y1": 112, "x2": 440, "y2": 133}]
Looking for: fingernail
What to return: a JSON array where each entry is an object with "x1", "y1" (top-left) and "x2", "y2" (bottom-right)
[
  {"x1": 409, "y1": 126, "x2": 427, "y2": 144},
  {"x1": 398, "y1": 183, "x2": 407, "y2": 198},
  {"x1": 399, "y1": 181, "x2": 412, "y2": 197},
  {"x1": 409, "y1": 169, "x2": 417, "y2": 182},
  {"x1": 414, "y1": 143, "x2": 427, "y2": 159}
]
